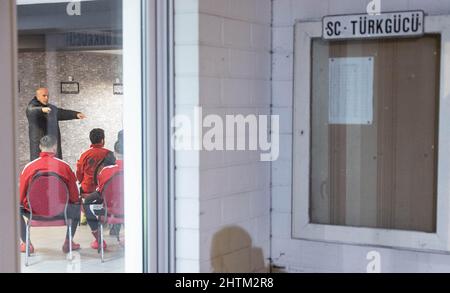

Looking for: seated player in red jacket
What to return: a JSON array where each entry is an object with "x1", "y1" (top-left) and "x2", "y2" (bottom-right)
[
  {"x1": 76, "y1": 128, "x2": 115, "y2": 195},
  {"x1": 76, "y1": 129, "x2": 115, "y2": 225},
  {"x1": 19, "y1": 135, "x2": 81, "y2": 254},
  {"x1": 84, "y1": 140, "x2": 124, "y2": 250}
]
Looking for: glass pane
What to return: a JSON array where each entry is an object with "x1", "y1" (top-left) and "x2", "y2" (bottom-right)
[
  {"x1": 310, "y1": 36, "x2": 440, "y2": 233},
  {"x1": 17, "y1": 0, "x2": 128, "y2": 272}
]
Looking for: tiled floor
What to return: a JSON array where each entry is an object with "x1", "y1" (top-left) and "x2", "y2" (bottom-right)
[{"x1": 21, "y1": 225, "x2": 125, "y2": 273}]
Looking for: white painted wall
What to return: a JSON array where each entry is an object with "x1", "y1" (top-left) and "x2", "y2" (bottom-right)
[
  {"x1": 272, "y1": 0, "x2": 450, "y2": 273},
  {"x1": 174, "y1": 0, "x2": 272, "y2": 273}
]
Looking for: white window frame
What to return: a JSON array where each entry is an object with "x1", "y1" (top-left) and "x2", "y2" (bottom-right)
[
  {"x1": 4, "y1": 0, "x2": 166, "y2": 273},
  {"x1": 123, "y1": 0, "x2": 145, "y2": 273},
  {"x1": 292, "y1": 15, "x2": 450, "y2": 252},
  {"x1": 141, "y1": 0, "x2": 175, "y2": 273},
  {"x1": 0, "y1": 0, "x2": 19, "y2": 273},
  {"x1": 125, "y1": 0, "x2": 174, "y2": 273}
]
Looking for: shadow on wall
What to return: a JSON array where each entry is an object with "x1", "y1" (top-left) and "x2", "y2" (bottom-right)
[{"x1": 210, "y1": 226, "x2": 269, "y2": 273}]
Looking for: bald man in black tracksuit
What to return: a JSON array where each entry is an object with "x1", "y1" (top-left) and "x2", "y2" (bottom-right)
[{"x1": 26, "y1": 88, "x2": 86, "y2": 161}]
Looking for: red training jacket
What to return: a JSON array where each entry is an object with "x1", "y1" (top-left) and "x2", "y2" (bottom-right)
[
  {"x1": 20, "y1": 152, "x2": 79, "y2": 211},
  {"x1": 76, "y1": 144, "x2": 112, "y2": 193},
  {"x1": 97, "y1": 160, "x2": 124, "y2": 194}
]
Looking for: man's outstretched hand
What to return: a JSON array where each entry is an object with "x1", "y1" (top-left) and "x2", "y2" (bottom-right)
[
  {"x1": 77, "y1": 113, "x2": 87, "y2": 119},
  {"x1": 42, "y1": 107, "x2": 52, "y2": 114}
]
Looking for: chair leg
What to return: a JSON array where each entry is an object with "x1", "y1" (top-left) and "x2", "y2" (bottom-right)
[
  {"x1": 25, "y1": 225, "x2": 30, "y2": 267},
  {"x1": 68, "y1": 225, "x2": 73, "y2": 261},
  {"x1": 79, "y1": 200, "x2": 84, "y2": 227},
  {"x1": 100, "y1": 224, "x2": 104, "y2": 263}
]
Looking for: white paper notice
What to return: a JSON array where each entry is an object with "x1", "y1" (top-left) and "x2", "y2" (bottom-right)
[{"x1": 329, "y1": 57, "x2": 374, "y2": 125}]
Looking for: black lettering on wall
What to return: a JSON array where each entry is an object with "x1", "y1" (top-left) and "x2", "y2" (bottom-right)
[
  {"x1": 403, "y1": 17, "x2": 411, "y2": 33},
  {"x1": 326, "y1": 21, "x2": 334, "y2": 36},
  {"x1": 360, "y1": 16, "x2": 367, "y2": 34},
  {"x1": 334, "y1": 21, "x2": 342, "y2": 36}
]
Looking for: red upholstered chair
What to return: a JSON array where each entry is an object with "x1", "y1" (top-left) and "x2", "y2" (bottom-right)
[
  {"x1": 24, "y1": 172, "x2": 75, "y2": 266},
  {"x1": 98, "y1": 171, "x2": 124, "y2": 262}
]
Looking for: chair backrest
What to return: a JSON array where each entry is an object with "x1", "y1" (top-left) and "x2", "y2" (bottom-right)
[
  {"x1": 27, "y1": 172, "x2": 69, "y2": 218},
  {"x1": 94, "y1": 152, "x2": 116, "y2": 186},
  {"x1": 93, "y1": 158, "x2": 106, "y2": 186},
  {"x1": 101, "y1": 171, "x2": 124, "y2": 217}
]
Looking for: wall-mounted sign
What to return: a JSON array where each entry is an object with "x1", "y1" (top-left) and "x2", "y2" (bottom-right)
[
  {"x1": 42, "y1": 32, "x2": 123, "y2": 51},
  {"x1": 323, "y1": 11, "x2": 424, "y2": 40},
  {"x1": 113, "y1": 83, "x2": 123, "y2": 95},
  {"x1": 64, "y1": 32, "x2": 123, "y2": 48},
  {"x1": 61, "y1": 82, "x2": 80, "y2": 94}
]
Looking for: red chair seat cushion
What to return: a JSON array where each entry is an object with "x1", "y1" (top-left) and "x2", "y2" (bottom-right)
[{"x1": 31, "y1": 220, "x2": 67, "y2": 227}]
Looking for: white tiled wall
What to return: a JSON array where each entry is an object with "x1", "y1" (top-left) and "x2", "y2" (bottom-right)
[
  {"x1": 175, "y1": 0, "x2": 272, "y2": 273},
  {"x1": 272, "y1": 0, "x2": 450, "y2": 273}
]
